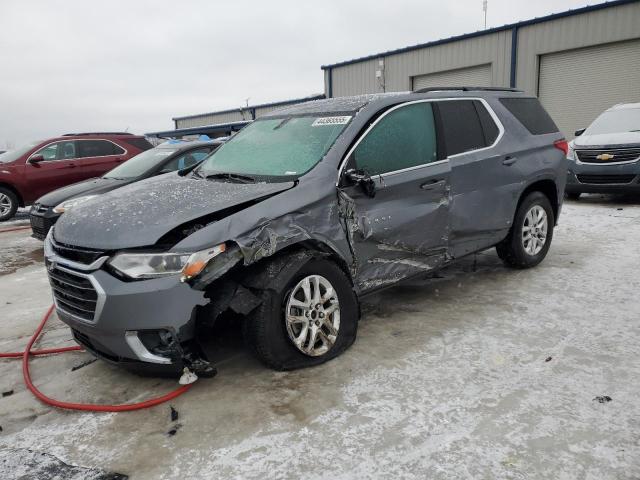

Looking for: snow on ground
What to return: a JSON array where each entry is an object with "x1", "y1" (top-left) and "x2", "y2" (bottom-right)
[{"x1": 0, "y1": 195, "x2": 639, "y2": 479}]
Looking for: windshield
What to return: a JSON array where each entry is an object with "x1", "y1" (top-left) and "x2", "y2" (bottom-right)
[
  {"x1": 103, "y1": 147, "x2": 179, "y2": 179},
  {"x1": 0, "y1": 142, "x2": 40, "y2": 164},
  {"x1": 585, "y1": 108, "x2": 640, "y2": 135},
  {"x1": 197, "y1": 115, "x2": 351, "y2": 178}
]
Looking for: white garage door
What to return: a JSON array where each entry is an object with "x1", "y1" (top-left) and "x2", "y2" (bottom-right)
[
  {"x1": 538, "y1": 39, "x2": 640, "y2": 139},
  {"x1": 412, "y1": 64, "x2": 493, "y2": 91}
]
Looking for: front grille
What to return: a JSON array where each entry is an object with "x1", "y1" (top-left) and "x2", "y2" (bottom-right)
[
  {"x1": 576, "y1": 174, "x2": 637, "y2": 185},
  {"x1": 51, "y1": 238, "x2": 106, "y2": 265},
  {"x1": 48, "y1": 266, "x2": 98, "y2": 322},
  {"x1": 29, "y1": 214, "x2": 56, "y2": 238},
  {"x1": 576, "y1": 148, "x2": 640, "y2": 164}
]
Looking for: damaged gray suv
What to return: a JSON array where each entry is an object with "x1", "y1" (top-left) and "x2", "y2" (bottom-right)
[{"x1": 44, "y1": 88, "x2": 567, "y2": 376}]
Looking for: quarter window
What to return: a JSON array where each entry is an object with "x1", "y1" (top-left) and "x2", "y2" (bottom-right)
[
  {"x1": 353, "y1": 102, "x2": 438, "y2": 175},
  {"x1": 76, "y1": 140, "x2": 125, "y2": 158}
]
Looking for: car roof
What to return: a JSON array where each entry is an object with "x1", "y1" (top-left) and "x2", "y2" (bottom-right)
[
  {"x1": 608, "y1": 102, "x2": 640, "y2": 111},
  {"x1": 262, "y1": 87, "x2": 526, "y2": 118}
]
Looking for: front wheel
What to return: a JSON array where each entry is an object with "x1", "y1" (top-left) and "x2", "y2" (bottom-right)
[
  {"x1": 244, "y1": 255, "x2": 359, "y2": 370},
  {"x1": 0, "y1": 187, "x2": 18, "y2": 222},
  {"x1": 496, "y1": 191, "x2": 555, "y2": 269}
]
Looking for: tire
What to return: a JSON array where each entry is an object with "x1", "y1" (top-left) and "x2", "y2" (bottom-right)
[
  {"x1": 566, "y1": 192, "x2": 581, "y2": 201},
  {"x1": 0, "y1": 187, "x2": 18, "y2": 222},
  {"x1": 244, "y1": 254, "x2": 359, "y2": 371},
  {"x1": 496, "y1": 191, "x2": 555, "y2": 269}
]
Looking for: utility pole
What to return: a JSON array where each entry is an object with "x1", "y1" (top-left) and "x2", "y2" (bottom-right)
[{"x1": 483, "y1": 0, "x2": 488, "y2": 29}]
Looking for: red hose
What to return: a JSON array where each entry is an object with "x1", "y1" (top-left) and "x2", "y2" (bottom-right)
[
  {"x1": 1, "y1": 305, "x2": 194, "y2": 412},
  {"x1": 0, "y1": 225, "x2": 32, "y2": 234}
]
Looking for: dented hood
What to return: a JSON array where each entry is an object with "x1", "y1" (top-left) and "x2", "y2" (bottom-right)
[{"x1": 53, "y1": 174, "x2": 294, "y2": 250}]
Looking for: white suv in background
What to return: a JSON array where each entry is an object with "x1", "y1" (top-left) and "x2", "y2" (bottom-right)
[{"x1": 566, "y1": 103, "x2": 640, "y2": 199}]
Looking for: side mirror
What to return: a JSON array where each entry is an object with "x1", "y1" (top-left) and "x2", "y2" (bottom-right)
[
  {"x1": 345, "y1": 168, "x2": 376, "y2": 198},
  {"x1": 28, "y1": 154, "x2": 45, "y2": 164},
  {"x1": 574, "y1": 128, "x2": 586, "y2": 137}
]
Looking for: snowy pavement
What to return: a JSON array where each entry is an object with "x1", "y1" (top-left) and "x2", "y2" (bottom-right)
[{"x1": 0, "y1": 195, "x2": 639, "y2": 479}]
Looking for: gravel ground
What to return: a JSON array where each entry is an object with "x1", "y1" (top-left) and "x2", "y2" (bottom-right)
[{"x1": 0, "y1": 195, "x2": 639, "y2": 479}]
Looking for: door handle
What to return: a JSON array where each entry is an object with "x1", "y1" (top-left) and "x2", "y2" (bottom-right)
[
  {"x1": 66, "y1": 163, "x2": 76, "y2": 168},
  {"x1": 420, "y1": 179, "x2": 445, "y2": 190},
  {"x1": 502, "y1": 156, "x2": 518, "y2": 166}
]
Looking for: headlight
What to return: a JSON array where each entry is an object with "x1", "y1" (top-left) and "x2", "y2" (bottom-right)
[
  {"x1": 108, "y1": 243, "x2": 226, "y2": 280},
  {"x1": 566, "y1": 143, "x2": 575, "y2": 161},
  {"x1": 53, "y1": 195, "x2": 98, "y2": 214}
]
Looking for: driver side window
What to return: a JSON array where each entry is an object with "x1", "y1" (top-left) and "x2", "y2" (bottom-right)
[
  {"x1": 353, "y1": 102, "x2": 438, "y2": 175},
  {"x1": 33, "y1": 141, "x2": 76, "y2": 161},
  {"x1": 162, "y1": 148, "x2": 211, "y2": 172}
]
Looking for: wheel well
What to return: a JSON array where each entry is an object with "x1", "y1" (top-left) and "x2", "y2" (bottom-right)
[
  {"x1": 272, "y1": 240, "x2": 354, "y2": 283},
  {"x1": 0, "y1": 183, "x2": 24, "y2": 207},
  {"x1": 518, "y1": 180, "x2": 558, "y2": 224}
]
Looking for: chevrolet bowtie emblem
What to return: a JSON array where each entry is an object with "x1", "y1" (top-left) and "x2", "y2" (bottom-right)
[{"x1": 596, "y1": 153, "x2": 615, "y2": 161}]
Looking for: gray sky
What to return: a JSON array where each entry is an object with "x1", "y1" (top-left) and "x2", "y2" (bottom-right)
[{"x1": 0, "y1": 0, "x2": 591, "y2": 147}]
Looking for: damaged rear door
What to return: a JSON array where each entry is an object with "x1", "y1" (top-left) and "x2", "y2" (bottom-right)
[{"x1": 339, "y1": 101, "x2": 451, "y2": 291}]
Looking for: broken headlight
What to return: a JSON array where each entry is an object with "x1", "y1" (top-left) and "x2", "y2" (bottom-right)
[{"x1": 108, "y1": 243, "x2": 226, "y2": 280}]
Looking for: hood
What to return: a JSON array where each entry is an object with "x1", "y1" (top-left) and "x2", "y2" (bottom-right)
[
  {"x1": 573, "y1": 131, "x2": 640, "y2": 149},
  {"x1": 53, "y1": 174, "x2": 294, "y2": 250},
  {"x1": 37, "y1": 177, "x2": 127, "y2": 207}
]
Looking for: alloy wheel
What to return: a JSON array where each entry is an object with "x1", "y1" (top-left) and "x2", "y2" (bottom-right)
[
  {"x1": 285, "y1": 274, "x2": 340, "y2": 357},
  {"x1": 522, "y1": 205, "x2": 548, "y2": 255}
]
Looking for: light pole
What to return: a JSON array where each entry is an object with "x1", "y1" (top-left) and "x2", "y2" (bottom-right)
[{"x1": 483, "y1": 0, "x2": 488, "y2": 29}]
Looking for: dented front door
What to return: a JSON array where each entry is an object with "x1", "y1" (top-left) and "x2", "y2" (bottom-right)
[{"x1": 338, "y1": 101, "x2": 451, "y2": 292}]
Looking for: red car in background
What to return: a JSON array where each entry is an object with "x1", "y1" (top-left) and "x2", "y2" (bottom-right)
[{"x1": 0, "y1": 132, "x2": 152, "y2": 220}]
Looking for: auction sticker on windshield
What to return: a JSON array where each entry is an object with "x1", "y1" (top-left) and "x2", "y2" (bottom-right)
[{"x1": 312, "y1": 116, "x2": 352, "y2": 126}]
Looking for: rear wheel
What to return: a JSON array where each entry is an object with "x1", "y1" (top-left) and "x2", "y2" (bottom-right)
[
  {"x1": 244, "y1": 255, "x2": 359, "y2": 370},
  {"x1": 0, "y1": 187, "x2": 18, "y2": 221},
  {"x1": 496, "y1": 191, "x2": 554, "y2": 269}
]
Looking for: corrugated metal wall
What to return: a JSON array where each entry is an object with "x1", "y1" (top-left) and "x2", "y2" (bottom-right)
[
  {"x1": 516, "y1": 1, "x2": 640, "y2": 95},
  {"x1": 328, "y1": 30, "x2": 512, "y2": 97},
  {"x1": 325, "y1": 2, "x2": 640, "y2": 98}
]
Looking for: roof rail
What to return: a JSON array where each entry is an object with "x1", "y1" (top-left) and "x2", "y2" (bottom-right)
[
  {"x1": 62, "y1": 132, "x2": 134, "y2": 136},
  {"x1": 413, "y1": 86, "x2": 523, "y2": 94}
]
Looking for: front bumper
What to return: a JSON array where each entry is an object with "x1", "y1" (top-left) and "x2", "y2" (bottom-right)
[
  {"x1": 44, "y1": 236, "x2": 208, "y2": 374},
  {"x1": 566, "y1": 159, "x2": 640, "y2": 194},
  {"x1": 29, "y1": 204, "x2": 60, "y2": 240}
]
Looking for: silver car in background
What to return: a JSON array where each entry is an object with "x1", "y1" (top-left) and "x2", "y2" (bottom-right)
[{"x1": 566, "y1": 103, "x2": 640, "y2": 199}]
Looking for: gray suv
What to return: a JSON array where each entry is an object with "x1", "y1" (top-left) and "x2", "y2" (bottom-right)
[{"x1": 44, "y1": 88, "x2": 567, "y2": 376}]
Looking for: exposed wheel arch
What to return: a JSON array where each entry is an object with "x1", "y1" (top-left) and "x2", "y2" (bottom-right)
[{"x1": 516, "y1": 179, "x2": 559, "y2": 226}]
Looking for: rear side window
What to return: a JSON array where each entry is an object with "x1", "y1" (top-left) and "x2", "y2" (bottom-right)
[
  {"x1": 436, "y1": 100, "x2": 489, "y2": 156},
  {"x1": 77, "y1": 140, "x2": 125, "y2": 158},
  {"x1": 124, "y1": 137, "x2": 154, "y2": 151},
  {"x1": 499, "y1": 97, "x2": 558, "y2": 135},
  {"x1": 353, "y1": 102, "x2": 438, "y2": 175}
]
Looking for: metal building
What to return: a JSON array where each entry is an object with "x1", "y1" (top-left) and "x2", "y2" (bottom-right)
[
  {"x1": 148, "y1": 95, "x2": 325, "y2": 139},
  {"x1": 322, "y1": 0, "x2": 640, "y2": 138}
]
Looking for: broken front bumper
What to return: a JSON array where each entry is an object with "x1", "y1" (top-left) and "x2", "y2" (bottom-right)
[{"x1": 44, "y1": 238, "x2": 208, "y2": 374}]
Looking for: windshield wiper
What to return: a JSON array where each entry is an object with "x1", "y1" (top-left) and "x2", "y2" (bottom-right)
[
  {"x1": 204, "y1": 172, "x2": 257, "y2": 183},
  {"x1": 190, "y1": 169, "x2": 204, "y2": 179}
]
